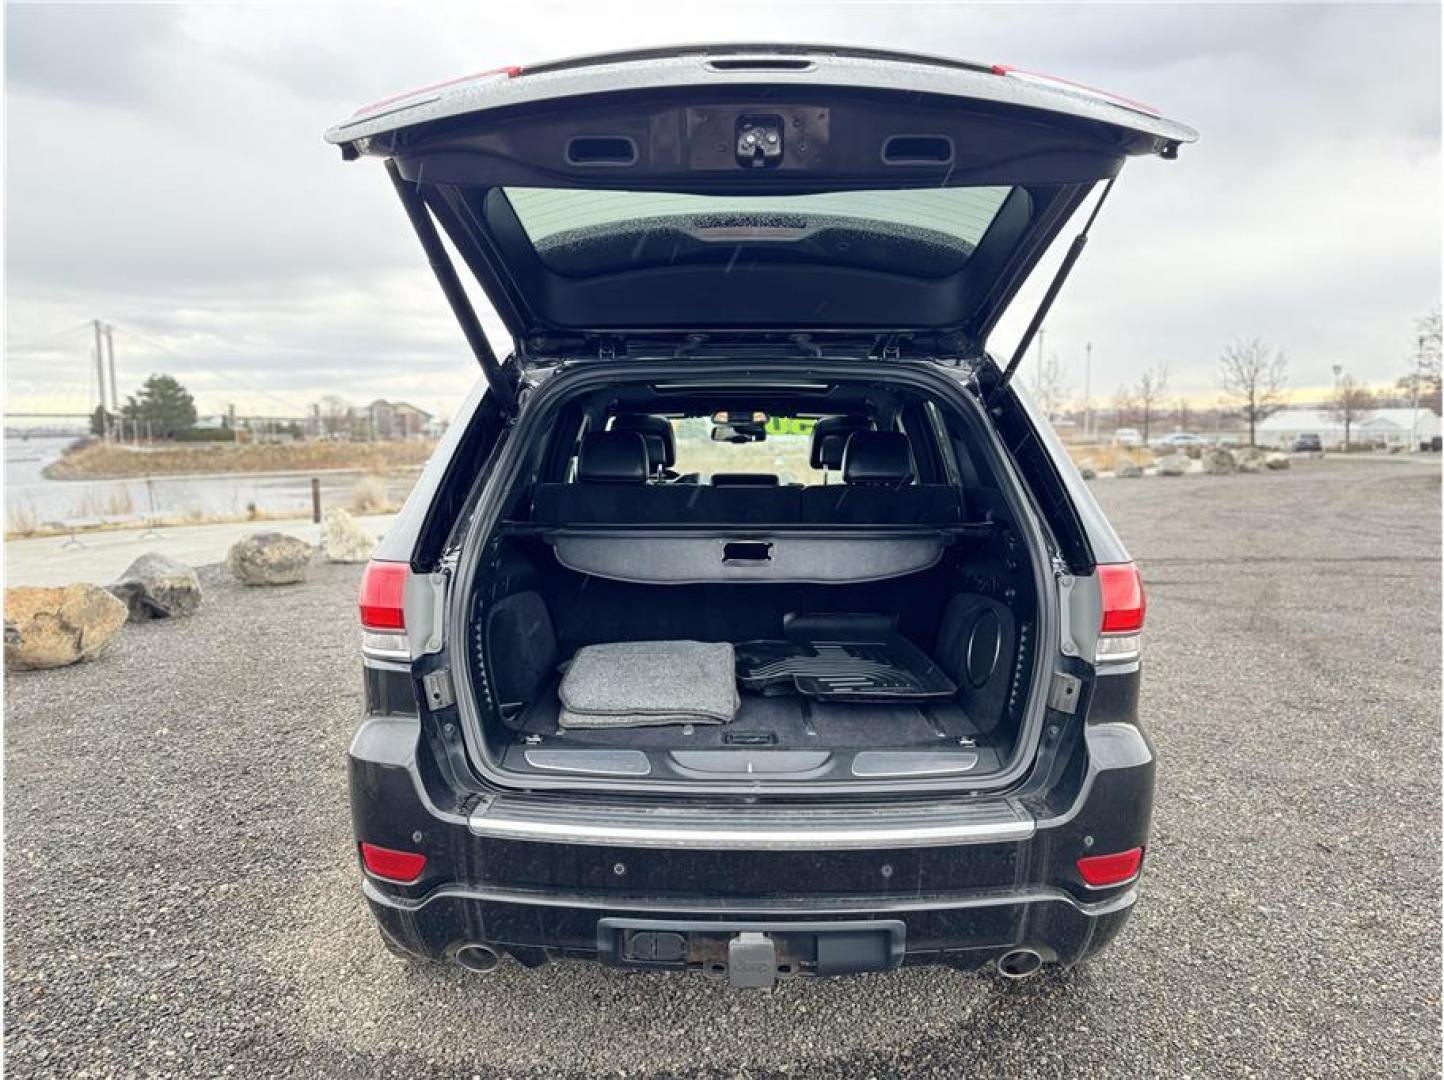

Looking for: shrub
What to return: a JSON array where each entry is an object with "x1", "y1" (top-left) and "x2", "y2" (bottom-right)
[{"x1": 349, "y1": 474, "x2": 391, "y2": 514}]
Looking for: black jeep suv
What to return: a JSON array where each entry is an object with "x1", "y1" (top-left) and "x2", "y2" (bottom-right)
[{"x1": 329, "y1": 45, "x2": 1192, "y2": 987}]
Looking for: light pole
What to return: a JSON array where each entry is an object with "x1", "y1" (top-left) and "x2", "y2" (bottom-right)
[
  {"x1": 1409, "y1": 334, "x2": 1425, "y2": 453},
  {"x1": 1083, "y1": 342, "x2": 1093, "y2": 439},
  {"x1": 1034, "y1": 327, "x2": 1046, "y2": 397}
]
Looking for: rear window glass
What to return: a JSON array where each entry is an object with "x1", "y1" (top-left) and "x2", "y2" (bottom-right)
[
  {"x1": 507, "y1": 187, "x2": 1010, "y2": 243},
  {"x1": 502, "y1": 187, "x2": 1013, "y2": 278}
]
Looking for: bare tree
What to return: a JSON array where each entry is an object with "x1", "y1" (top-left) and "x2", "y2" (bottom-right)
[
  {"x1": 1174, "y1": 396, "x2": 1192, "y2": 433},
  {"x1": 318, "y1": 394, "x2": 353, "y2": 438},
  {"x1": 1397, "y1": 305, "x2": 1442, "y2": 415},
  {"x1": 1325, "y1": 375, "x2": 1377, "y2": 449},
  {"x1": 1034, "y1": 351, "x2": 1072, "y2": 421},
  {"x1": 1217, "y1": 337, "x2": 1288, "y2": 447},
  {"x1": 1133, "y1": 363, "x2": 1169, "y2": 445},
  {"x1": 1111, "y1": 385, "x2": 1137, "y2": 434}
]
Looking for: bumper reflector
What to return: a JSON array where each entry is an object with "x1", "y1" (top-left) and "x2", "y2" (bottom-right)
[
  {"x1": 360, "y1": 842, "x2": 427, "y2": 883},
  {"x1": 1077, "y1": 846, "x2": 1143, "y2": 887}
]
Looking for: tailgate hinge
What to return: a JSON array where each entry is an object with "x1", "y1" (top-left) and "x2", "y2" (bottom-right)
[{"x1": 421, "y1": 668, "x2": 456, "y2": 711}]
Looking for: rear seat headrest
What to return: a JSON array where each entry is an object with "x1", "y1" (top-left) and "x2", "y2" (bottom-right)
[
  {"x1": 810, "y1": 415, "x2": 872, "y2": 470},
  {"x1": 843, "y1": 431, "x2": 915, "y2": 485},
  {"x1": 577, "y1": 431, "x2": 650, "y2": 483},
  {"x1": 610, "y1": 414, "x2": 675, "y2": 469}
]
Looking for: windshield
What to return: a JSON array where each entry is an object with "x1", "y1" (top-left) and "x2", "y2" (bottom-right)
[{"x1": 670, "y1": 417, "x2": 823, "y2": 485}]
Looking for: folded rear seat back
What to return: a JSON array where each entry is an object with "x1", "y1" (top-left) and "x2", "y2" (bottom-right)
[{"x1": 534, "y1": 430, "x2": 803, "y2": 524}]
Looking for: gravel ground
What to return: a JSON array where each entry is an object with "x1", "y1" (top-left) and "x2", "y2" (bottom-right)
[{"x1": 5, "y1": 456, "x2": 1440, "y2": 1077}]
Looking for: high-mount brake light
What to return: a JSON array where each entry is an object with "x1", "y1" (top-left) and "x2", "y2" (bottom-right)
[
  {"x1": 359, "y1": 842, "x2": 428, "y2": 884},
  {"x1": 990, "y1": 63, "x2": 1162, "y2": 118},
  {"x1": 1095, "y1": 562, "x2": 1145, "y2": 664},
  {"x1": 351, "y1": 66, "x2": 523, "y2": 119},
  {"x1": 358, "y1": 561, "x2": 411, "y2": 661}
]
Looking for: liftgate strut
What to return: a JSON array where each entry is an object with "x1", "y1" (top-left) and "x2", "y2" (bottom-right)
[
  {"x1": 992, "y1": 176, "x2": 1117, "y2": 401},
  {"x1": 386, "y1": 159, "x2": 518, "y2": 415}
]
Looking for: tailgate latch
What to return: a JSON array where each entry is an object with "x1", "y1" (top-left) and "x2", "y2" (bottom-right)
[
  {"x1": 421, "y1": 668, "x2": 456, "y2": 711},
  {"x1": 736, "y1": 116, "x2": 783, "y2": 168}
]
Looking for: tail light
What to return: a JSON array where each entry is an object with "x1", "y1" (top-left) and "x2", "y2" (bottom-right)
[
  {"x1": 1095, "y1": 562, "x2": 1145, "y2": 664},
  {"x1": 359, "y1": 560, "x2": 410, "y2": 661},
  {"x1": 359, "y1": 842, "x2": 427, "y2": 884},
  {"x1": 1077, "y1": 846, "x2": 1144, "y2": 888}
]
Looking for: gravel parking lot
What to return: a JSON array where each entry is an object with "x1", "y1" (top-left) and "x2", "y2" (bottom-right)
[{"x1": 5, "y1": 456, "x2": 1440, "y2": 1078}]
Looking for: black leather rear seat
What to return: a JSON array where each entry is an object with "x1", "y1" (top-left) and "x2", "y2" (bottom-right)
[
  {"x1": 534, "y1": 431, "x2": 801, "y2": 524},
  {"x1": 534, "y1": 430, "x2": 960, "y2": 527},
  {"x1": 801, "y1": 431, "x2": 963, "y2": 524},
  {"x1": 809, "y1": 415, "x2": 872, "y2": 473}
]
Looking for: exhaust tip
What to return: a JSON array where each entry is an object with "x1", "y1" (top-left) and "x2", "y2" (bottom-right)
[
  {"x1": 996, "y1": 948, "x2": 1043, "y2": 980},
  {"x1": 455, "y1": 944, "x2": 501, "y2": 973}
]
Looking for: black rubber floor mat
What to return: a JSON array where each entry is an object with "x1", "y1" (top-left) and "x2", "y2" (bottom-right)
[{"x1": 736, "y1": 636, "x2": 957, "y2": 702}]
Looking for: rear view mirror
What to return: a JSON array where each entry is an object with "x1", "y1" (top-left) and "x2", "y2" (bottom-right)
[{"x1": 710, "y1": 422, "x2": 767, "y2": 444}]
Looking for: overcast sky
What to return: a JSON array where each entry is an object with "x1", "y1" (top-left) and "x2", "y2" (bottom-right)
[{"x1": 4, "y1": 2, "x2": 1440, "y2": 422}]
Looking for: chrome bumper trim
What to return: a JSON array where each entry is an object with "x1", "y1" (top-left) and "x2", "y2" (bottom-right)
[{"x1": 468, "y1": 795, "x2": 1034, "y2": 850}]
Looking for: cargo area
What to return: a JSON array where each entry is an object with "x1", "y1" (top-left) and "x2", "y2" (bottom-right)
[
  {"x1": 472, "y1": 541, "x2": 1031, "y2": 784},
  {"x1": 453, "y1": 373, "x2": 1048, "y2": 790}
]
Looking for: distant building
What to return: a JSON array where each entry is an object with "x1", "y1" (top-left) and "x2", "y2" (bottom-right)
[
  {"x1": 366, "y1": 399, "x2": 433, "y2": 440},
  {"x1": 1256, "y1": 407, "x2": 1441, "y2": 450}
]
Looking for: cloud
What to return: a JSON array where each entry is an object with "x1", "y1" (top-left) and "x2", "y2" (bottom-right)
[{"x1": 5, "y1": 2, "x2": 1440, "y2": 422}]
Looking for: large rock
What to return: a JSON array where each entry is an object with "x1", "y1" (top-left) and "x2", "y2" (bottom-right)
[
  {"x1": 1078, "y1": 465, "x2": 1098, "y2": 480},
  {"x1": 227, "y1": 532, "x2": 312, "y2": 586},
  {"x1": 107, "y1": 552, "x2": 202, "y2": 621},
  {"x1": 5, "y1": 584, "x2": 128, "y2": 670},
  {"x1": 1155, "y1": 453, "x2": 1189, "y2": 476},
  {"x1": 321, "y1": 508, "x2": 376, "y2": 564},
  {"x1": 1203, "y1": 448, "x2": 1238, "y2": 475},
  {"x1": 1114, "y1": 456, "x2": 1143, "y2": 479},
  {"x1": 1265, "y1": 451, "x2": 1291, "y2": 470}
]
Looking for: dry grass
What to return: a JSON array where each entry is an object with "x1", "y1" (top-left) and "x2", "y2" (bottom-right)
[
  {"x1": 348, "y1": 474, "x2": 394, "y2": 515},
  {"x1": 43, "y1": 439, "x2": 437, "y2": 480},
  {"x1": 1066, "y1": 444, "x2": 1158, "y2": 472}
]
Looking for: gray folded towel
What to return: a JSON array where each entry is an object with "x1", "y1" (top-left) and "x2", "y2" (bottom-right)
[{"x1": 558, "y1": 640, "x2": 739, "y2": 729}]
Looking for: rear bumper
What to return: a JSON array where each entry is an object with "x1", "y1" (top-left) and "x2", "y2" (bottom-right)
[
  {"x1": 363, "y1": 876, "x2": 1138, "y2": 972},
  {"x1": 348, "y1": 708, "x2": 1155, "y2": 976}
]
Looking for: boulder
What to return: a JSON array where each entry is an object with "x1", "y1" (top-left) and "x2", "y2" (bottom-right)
[
  {"x1": 107, "y1": 552, "x2": 202, "y2": 621},
  {"x1": 1114, "y1": 457, "x2": 1143, "y2": 479},
  {"x1": 1203, "y1": 448, "x2": 1237, "y2": 475},
  {"x1": 1079, "y1": 466, "x2": 1098, "y2": 480},
  {"x1": 321, "y1": 508, "x2": 376, "y2": 564},
  {"x1": 227, "y1": 532, "x2": 312, "y2": 586},
  {"x1": 1238, "y1": 456, "x2": 1263, "y2": 473},
  {"x1": 1265, "y1": 451, "x2": 1291, "y2": 470},
  {"x1": 1184, "y1": 444, "x2": 1204, "y2": 460},
  {"x1": 1155, "y1": 454, "x2": 1189, "y2": 477},
  {"x1": 4, "y1": 584, "x2": 128, "y2": 670}
]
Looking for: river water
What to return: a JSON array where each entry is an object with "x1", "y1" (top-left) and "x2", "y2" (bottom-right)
[{"x1": 4, "y1": 436, "x2": 417, "y2": 529}]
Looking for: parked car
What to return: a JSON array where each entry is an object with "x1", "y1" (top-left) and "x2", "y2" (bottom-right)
[
  {"x1": 1292, "y1": 433, "x2": 1324, "y2": 453},
  {"x1": 1155, "y1": 432, "x2": 1209, "y2": 450},
  {"x1": 1113, "y1": 427, "x2": 1143, "y2": 447},
  {"x1": 329, "y1": 44, "x2": 1195, "y2": 987}
]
